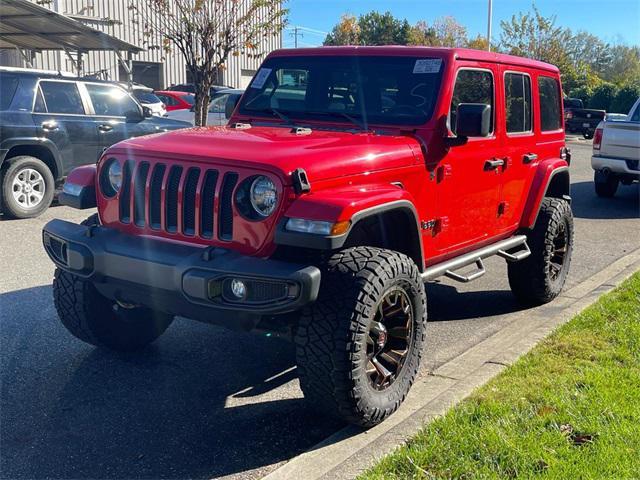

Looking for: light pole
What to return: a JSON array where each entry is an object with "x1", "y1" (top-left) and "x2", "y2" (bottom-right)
[{"x1": 487, "y1": 0, "x2": 493, "y2": 51}]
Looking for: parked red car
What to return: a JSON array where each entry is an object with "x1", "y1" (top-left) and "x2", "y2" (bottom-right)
[
  {"x1": 44, "y1": 46, "x2": 573, "y2": 427},
  {"x1": 154, "y1": 90, "x2": 195, "y2": 111}
]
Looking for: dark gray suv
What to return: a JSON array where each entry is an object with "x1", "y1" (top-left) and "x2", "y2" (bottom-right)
[{"x1": 0, "y1": 68, "x2": 191, "y2": 218}]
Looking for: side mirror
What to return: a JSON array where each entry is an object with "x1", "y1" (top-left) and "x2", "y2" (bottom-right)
[
  {"x1": 142, "y1": 106, "x2": 153, "y2": 118},
  {"x1": 455, "y1": 103, "x2": 491, "y2": 138},
  {"x1": 225, "y1": 93, "x2": 242, "y2": 119},
  {"x1": 125, "y1": 107, "x2": 144, "y2": 123}
]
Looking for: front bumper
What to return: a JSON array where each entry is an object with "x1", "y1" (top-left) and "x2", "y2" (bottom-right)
[{"x1": 43, "y1": 219, "x2": 321, "y2": 329}]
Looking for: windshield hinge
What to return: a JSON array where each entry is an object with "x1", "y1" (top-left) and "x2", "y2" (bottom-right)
[
  {"x1": 292, "y1": 168, "x2": 311, "y2": 194},
  {"x1": 229, "y1": 122, "x2": 251, "y2": 130},
  {"x1": 292, "y1": 127, "x2": 312, "y2": 136}
]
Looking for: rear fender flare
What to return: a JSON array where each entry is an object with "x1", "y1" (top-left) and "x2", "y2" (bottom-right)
[{"x1": 0, "y1": 137, "x2": 64, "y2": 179}]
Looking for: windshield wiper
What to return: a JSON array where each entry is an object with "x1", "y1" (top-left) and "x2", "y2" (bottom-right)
[
  {"x1": 249, "y1": 107, "x2": 294, "y2": 125},
  {"x1": 307, "y1": 111, "x2": 369, "y2": 132}
]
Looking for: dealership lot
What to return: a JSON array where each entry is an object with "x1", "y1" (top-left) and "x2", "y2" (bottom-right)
[{"x1": 1, "y1": 141, "x2": 638, "y2": 480}]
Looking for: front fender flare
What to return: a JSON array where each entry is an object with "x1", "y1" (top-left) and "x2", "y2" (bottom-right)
[
  {"x1": 274, "y1": 184, "x2": 424, "y2": 269},
  {"x1": 520, "y1": 159, "x2": 570, "y2": 229}
]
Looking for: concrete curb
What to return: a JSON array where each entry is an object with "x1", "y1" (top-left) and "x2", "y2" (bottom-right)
[{"x1": 263, "y1": 248, "x2": 640, "y2": 480}]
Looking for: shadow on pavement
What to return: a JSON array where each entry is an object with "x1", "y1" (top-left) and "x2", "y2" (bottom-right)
[
  {"x1": 426, "y1": 281, "x2": 524, "y2": 321},
  {"x1": 571, "y1": 181, "x2": 639, "y2": 220},
  {"x1": 0, "y1": 285, "x2": 344, "y2": 480}
]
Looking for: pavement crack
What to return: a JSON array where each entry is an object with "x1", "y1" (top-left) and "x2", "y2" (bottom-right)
[
  {"x1": 427, "y1": 372, "x2": 459, "y2": 381},
  {"x1": 484, "y1": 360, "x2": 509, "y2": 367}
]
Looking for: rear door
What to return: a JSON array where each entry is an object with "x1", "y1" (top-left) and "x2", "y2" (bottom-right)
[
  {"x1": 498, "y1": 68, "x2": 537, "y2": 231},
  {"x1": 32, "y1": 80, "x2": 100, "y2": 174},
  {"x1": 435, "y1": 65, "x2": 504, "y2": 254}
]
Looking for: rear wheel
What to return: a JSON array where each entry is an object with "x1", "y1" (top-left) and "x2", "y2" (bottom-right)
[
  {"x1": 1, "y1": 156, "x2": 54, "y2": 218},
  {"x1": 508, "y1": 198, "x2": 573, "y2": 305},
  {"x1": 594, "y1": 172, "x2": 619, "y2": 197},
  {"x1": 52, "y1": 215, "x2": 174, "y2": 351},
  {"x1": 295, "y1": 247, "x2": 427, "y2": 427}
]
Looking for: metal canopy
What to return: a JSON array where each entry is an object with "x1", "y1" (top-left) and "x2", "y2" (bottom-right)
[{"x1": 0, "y1": 0, "x2": 141, "y2": 53}]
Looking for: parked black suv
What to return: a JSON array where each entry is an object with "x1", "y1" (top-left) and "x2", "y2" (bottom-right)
[{"x1": 0, "y1": 68, "x2": 191, "y2": 218}]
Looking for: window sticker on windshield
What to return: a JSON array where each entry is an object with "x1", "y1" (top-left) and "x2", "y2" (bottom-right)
[
  {"x1": 251, "y1": 68, "x2": 272, "y2": 89},
  {"x1": 413, "y1": 59, "x2": 442, "y2": 74}
]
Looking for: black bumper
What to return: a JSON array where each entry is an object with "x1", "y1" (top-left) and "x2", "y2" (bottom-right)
[{"x1": 43, "y1": 219, "x2": 321, "y2": 328}]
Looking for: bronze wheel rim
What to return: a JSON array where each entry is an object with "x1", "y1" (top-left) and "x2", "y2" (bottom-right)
[
  {"x1": 366, "y1": 287, "x2": 414, "y2": 391},
  {"x1": 550, "y1": 221, "x2": 569, "y2": 281}
]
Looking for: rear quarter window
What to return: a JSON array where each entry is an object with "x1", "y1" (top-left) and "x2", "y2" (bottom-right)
[
  {"x1": 538, "y1": 76, "x2": 562, "y2": 131},
  {"x1": 0, "y1": 74, "x2": 20, "y2": 110}
]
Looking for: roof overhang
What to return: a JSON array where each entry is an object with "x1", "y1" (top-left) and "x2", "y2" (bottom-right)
[{"x1": 0, "y1": 0, "x2": 141, "y2": 53}]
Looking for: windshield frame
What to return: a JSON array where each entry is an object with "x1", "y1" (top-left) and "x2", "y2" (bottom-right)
[{"x1": 237, "y1": 54, "x2": 446, "y2": 129}]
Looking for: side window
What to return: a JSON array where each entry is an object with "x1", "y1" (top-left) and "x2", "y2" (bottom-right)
[
  {"x1": 450, "y1": 69, "x2": 494, "y2": 135},
  {"x1": 538, "y1": 76, "x2": 562, "y2": 131},
  {"x1": 33, "y1": 86, "x2": 46, "y2": 113},
  {"x1": 0, "y1": 74, "x2": 20, "y2": 110},
  {"x1": 505, "y1": 73, "x2": 532, "y2": 133},
  {"x1": 85, "y1": 83, "x2": 140, "y2": 117},
  {"x1": 630, "y1": 104, "x2": 640, "y2": 122},
  {"x1": 39, "y1": 81, "x2": 84, "y2": 115}
]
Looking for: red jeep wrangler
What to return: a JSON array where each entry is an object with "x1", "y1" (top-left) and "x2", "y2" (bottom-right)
[{"x1": 43, "y1": 47, "x2": 573, "y2": 427}]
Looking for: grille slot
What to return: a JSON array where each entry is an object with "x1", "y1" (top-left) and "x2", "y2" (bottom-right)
[
  {"x1": 149, "y1": 164, "x2": 166, "y2": 229},
  {"x1": 118, "y1": 160, "x2": 133, "y2": 223},
  {"x1": 182, "y1": 168, "x2": 200, "y2": 236},
  {"x1": 165, "y1": 166, "x2": 183, "y2": 233},
  {"x1": 219, "y1": 172, "x2": 238, "y2": 241},
  {"x1": 200, "y1": 169, "x2": 218, "y2": 239},
  {"x1": 133, "y1": 162, "x2": 150, "y2": 227},
  {"x1": 115, "y1": 160, "x2": 240, "y2": 242}
]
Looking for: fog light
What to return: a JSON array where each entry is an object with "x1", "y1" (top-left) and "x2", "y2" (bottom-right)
[{"x1": 230, "y1": 279, "x2": 247, "y2": 300}]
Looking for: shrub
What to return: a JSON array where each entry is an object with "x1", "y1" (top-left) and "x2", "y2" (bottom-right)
[
  {"x1": 609, "y1": 83, "x2": 640, "y2": 114},
  {"x1": 589, "y1": 82, "x2": 618, "y2": 111}
]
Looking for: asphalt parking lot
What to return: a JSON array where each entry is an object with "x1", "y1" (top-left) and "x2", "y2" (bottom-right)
[{"x1": 1, "y1": 140, "x2": 638, "y2": 480}]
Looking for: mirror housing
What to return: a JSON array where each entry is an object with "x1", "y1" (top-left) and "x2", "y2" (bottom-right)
[
  {"x1": 225, "y1": 93, "x2": 242, "y2": 119},
  {"x1": 125, "y1": 107, "x2": 144, "y2": 123},
  {"x1": 142, "y1": 106, "x2": 153, "y2": 118},
  {"x1": 454, "y1": 103, "x2": 491, "y2": 138}
]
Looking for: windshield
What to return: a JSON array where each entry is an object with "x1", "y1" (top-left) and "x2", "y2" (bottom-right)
[{"x1": 238, "y1": 55, "x2": 444, "y2": 126}]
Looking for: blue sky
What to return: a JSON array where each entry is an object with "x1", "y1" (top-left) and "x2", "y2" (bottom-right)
[{"x1": 283, "y1": 0, "x2": 640, "y2": 48}]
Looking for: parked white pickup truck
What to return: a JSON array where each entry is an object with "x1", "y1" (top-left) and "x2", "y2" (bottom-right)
[{"x1": 592, "y1": 97, "x2": 640, "y2": 197}]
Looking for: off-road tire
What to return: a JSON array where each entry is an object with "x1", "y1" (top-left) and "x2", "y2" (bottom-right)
[
  {"x1": 1, "y1": 155, "x2": 55, "y2": 219},
  {"x1": 594, "y1": 172, "x2": 619, "y2": 197},
  {"x1": 508, "y1": 198, "x2": 573, "y2": 305},
  {"x1": 295, "y1": 247, "x2": 427, "y2": 427},
  {"x1": 52, "y1": 215, "x2": 174, "y2": 351}
]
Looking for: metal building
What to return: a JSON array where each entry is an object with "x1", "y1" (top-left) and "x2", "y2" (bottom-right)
[{"x1": 0, "y1": 0, "x2": 283, "y2": 89}]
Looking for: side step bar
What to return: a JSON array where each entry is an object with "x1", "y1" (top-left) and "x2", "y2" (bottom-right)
[{"x1": 421, "y1": 235, "x2": 530, "y2": 283}]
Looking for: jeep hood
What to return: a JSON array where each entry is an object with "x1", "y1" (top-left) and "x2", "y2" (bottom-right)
[{"x1": 108, "y1": 125, "x2": 420, "y2": 184}]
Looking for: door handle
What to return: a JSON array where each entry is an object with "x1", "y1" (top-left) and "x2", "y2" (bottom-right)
[
  {"x1": 523, "y1": 153, "x2": 538, "y2": 164},
  {"x1": 41, "y1": 121, "x2": 58, "y2": 131},
  {"x1": 98, "y1": 124, "x2": 113, "y2": 132},
  {"x1": 484, "y1": 158, "x2": 505, "y2": 170}
]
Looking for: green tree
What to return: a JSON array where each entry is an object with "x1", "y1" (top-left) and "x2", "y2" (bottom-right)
[
  {"x1": 610, "y1": 83, "x2": 640, "y2": 113},
  {"x1": 589, "y1": 83, "x2": 619, "y2": 111},
  {"x1": 569, "y1": 85, "x2": 593, "y2": 107},
  {"x1": 131, "y1": 0, "x2": 286, "y2": 126},
  {"x1": 323, "y1": 14, "x2": 360, "y2": 45},
  {"x1": 325, "y1": 11, "x2": 411, "y2": 46}
]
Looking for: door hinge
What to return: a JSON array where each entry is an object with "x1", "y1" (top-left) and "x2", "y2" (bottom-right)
[
  {"x1": 436, "y1": 164, "x2": 452, "y2": 183},
  {"x1": 498, "y1": 201, "x2": 509, "y2": 216}
]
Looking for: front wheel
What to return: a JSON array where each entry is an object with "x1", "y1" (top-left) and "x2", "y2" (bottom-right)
[
  {"x1": 508, "y1": 198, "x2": 573, "y2": 305},
  {"x1": 1, "y1": 156, "x2": 55, "y2": 218},
  {"x1": 295, "y1": 247, "x2": 427, "y2": 427}
]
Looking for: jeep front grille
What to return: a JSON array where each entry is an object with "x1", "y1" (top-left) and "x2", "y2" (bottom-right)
[{"x1": 117, "y1": 161, "x2": 238, "y2": 241}]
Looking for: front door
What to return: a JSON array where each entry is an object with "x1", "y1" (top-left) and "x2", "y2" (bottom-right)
[
  {"x1": 434, "y1": 66, "x2": 504, "y2": 256},
  {"x1": 81, "y1": 82, "x2": 153, "y2": 152},
  {"x1": 32, "y1": 80, "x2": 100, "y2": 175}
]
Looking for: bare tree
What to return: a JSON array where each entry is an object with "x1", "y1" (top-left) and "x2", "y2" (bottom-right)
[{"x1": 131, "y1": 0, "x2": 287, "y2": 126}]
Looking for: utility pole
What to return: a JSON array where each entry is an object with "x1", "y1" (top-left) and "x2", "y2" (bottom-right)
[
  {"x1": 487, "y1": 0, "x2": 493, "y2": 51},
  {"x1": 290, "y1": 26, "x2": 304, "y2": 48}
]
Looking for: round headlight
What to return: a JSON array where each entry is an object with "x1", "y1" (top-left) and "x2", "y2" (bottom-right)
[
  {"x1": 249, "y1": 176, "x2": 277, "y2": 217},
  {"x1": 108, "y1": 161, "x2": 122, "y2": 192}
]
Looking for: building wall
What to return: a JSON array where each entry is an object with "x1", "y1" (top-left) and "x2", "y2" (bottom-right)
[{"x1": 4, "y1": 0, "x2": 282, "y2": 89}]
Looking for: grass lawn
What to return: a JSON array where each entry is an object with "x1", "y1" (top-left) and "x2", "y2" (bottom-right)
[{"x1": 362, "y1": 273, "x2": 640, "y2": 480}]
